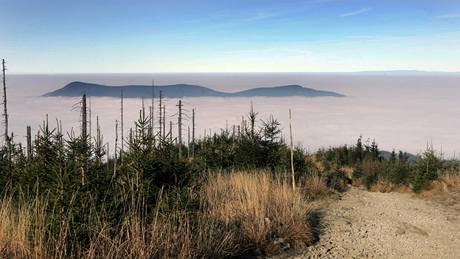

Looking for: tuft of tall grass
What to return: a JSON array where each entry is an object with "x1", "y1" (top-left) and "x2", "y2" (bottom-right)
[
  {"x1": 202, "y1": 171, "x2": 314, "y2": 255},
  {"x1": 302, "y1": 175, "x2": 331, "y2": 197},
  {"x1": 0, "y1": 196, "x2": 57, "y2": 258},
  {"x1": 440, "y1": 173, "x2": 460, "y2": 190}
]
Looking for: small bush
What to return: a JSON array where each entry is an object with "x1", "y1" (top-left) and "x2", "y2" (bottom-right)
[
  {"x1": 325, "y1": 170, "x2": 350, "y2": 192},
  {"x1": 411, "y1": 148, "x2": 442, "y2": 192},
  {"x1": 386, "y1": 161, "x2": 410, "y2": 185},
  {"x1": 360, "y1": 159, "x2": 385, "y2": 189}
]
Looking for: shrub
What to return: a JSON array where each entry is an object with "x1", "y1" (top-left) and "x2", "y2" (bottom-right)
[
  {"x1": 324, "y1": 170, "x2": 350, "y2": 192},
  {"x1": 360, "y1": 159, "x2": 385, "y2": 189},
  {"x1": 411, "y1": 148, "x2": 442, "y2": 192},
  {"x1": 386, "y1": 161, "x2": 410, "y2": 185}
]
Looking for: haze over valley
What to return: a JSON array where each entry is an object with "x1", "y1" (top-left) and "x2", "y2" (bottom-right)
[{"x1": 8, "y1": 72, "x2": 460, "y2": 156}]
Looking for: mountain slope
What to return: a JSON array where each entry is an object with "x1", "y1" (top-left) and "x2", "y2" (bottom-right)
[
  {"x1": 232, "y1": 84, "x2": 343, "y2": 97},
  {"x1": 44, "y1": 81, "x2": 344, "y2": 98}
]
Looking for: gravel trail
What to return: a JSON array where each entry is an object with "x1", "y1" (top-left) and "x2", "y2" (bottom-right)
[{"x1": 294, "y1": 187, "x2": 460, "y2": 258}]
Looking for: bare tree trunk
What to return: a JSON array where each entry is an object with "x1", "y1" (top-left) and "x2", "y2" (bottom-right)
[
  {"x1": 114, "y1": 120, "x2": 118, "y2": 178},
  {"x1": 120, "y1": 90, "x2": 124, "y2": 159},
  {"x1": 289, "y1": 109, "x2": 295, "y2": 191},
  {"x1": 26, "y1": 126, "x2": 32, "y2": 160},
  {"x1": 82, "y1": 94, "x2": 87, "y2": 139},
  {"x1": 159, "y1": 91, "x2": 163, "y2": 139},
  {"x1": 169, "y1": 121, "x2": 173, "y2": 143},
  {"x1": 192, "y1": 108, "x2": 195, "y2": 157},
  {"x1": 151, "y1": 80, "x2": 155, "y2": 138},
  {"x1": 177, "y1": 100, "x2": 183, "y2": 158},
  {"x1": 81, "y1": 94, "x2": 88, "y2": 185},
  {"x1": 88, "y1": 96, "x2": 92, "y2": 141},
  {"x1": 163, "y1": 104, "x2": 166, "y2": 139},
  {"x1": 2, "y1": 59, "x2": 9, "y2": 150},
  {"x1": 187, "y1": 126, "x2": 190, "y2": 158},
  {"x1": 106, "y1": 143, "x2": 110, "y2": 171},
  {"x1": 96, "y1": 116, "x2": 101, "y2": 166}
]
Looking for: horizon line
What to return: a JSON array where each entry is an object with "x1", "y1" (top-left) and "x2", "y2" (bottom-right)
[{"x1": 8, "y1": 70, "x2": 460, "y2": 76}]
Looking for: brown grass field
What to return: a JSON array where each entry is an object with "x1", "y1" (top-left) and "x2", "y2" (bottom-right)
[{"x1": 0, "y1": 171, "x2": 324, "y2": 258}]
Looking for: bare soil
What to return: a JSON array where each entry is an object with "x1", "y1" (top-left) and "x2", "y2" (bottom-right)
[{"x1": 287, "y1": 187, "x2": 460, "y2": 258}]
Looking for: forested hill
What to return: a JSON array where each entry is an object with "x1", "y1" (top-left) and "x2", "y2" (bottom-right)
[{"x1": 44, "y1": 81, "x2": 344, "y2": 98}]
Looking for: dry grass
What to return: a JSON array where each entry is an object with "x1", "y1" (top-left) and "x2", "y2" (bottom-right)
[
  {"x1": 367, "y1": 173, "x2": 460, "y2": 197},
  {"x1": 0, "y1": 171, "x2": 316, "y2": 258},
  {"x1": 439, "y1": 174, "x2": 460, "y2": 190},
  {"x1": 0, "y1": 197, "x2": 33, "y2": 258},
  {"x1": 303, "y1": 175, "x2": 331, "y2": 197},
  {"x1": 0, "y1": 197, "x2": 53, "y2": 258},
  {"x1": 86, "y1": 212, "x2": 195, "y2": 258},
  {"x1": 351, "y1": 177, "x2": 363, "y2": 187},
  {"x1": 391, "y1": 185, "x2": 413, "y2": 193},
  {"x1": 369, "y1": 181, "x2": 412, "y2": 194},
  {"x1": 420, "y1": 173, "x2": 460, "y2": 198},
  {"x1": 369, "y1": 181, "x2": 394, "y2": 193},
  {"x1": 340, "y1": 166, "x2": 354, "y2": 180},
  {"x1": 418, "y1": 173, "x2": 460, "y2": 212},
  {"x1": 202, "y1": 172, "x2": 315, "y2": 255}
]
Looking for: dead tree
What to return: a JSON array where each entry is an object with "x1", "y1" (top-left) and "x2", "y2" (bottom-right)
[
  {"x1": 89, "y1": 96, "x2": 92, "y2": 140},
  {"x1": 26, "y1": 126, "x2": 32, "y2": 160},
  {"x1": 162, "y1": 104, "x2": 166, "y2": 139},
  {"x1": 159, "y1": 91, "x2": 163, "y2": 138},
  {"x1": 95, "y1": 116, "x2": 103, "y2": 166},
  {"x1": 192, "y1": 108, "x2": 195, "y2": 157},
  {"x1": 82, "y1": 94, "x2": 88, "y2": 139},
  {"x1": 81, "y1": 94, "x2": 88, "y2": 185},
  {"x1": 169, "y1": 121, "x2": 173, "y2": 143},
  {"x1": 114, "y1": 120, "x2": 118, "y2": 178},
  {"x1": 140, "y1": 99, "x2": 147, "y2": 140},
  {"x1": 177, "y1": 100, "x2": 183, "y2": 158},
  {"x1": 187, "y1": 126, "x2": 190, "y2": 158},
  {"x1": 2, "y1": 59, "x2": 9, "y2": 147},
  {"x1": 289, "y1": 109, "x2": 295, "y2": 191},
  {"x1": 151, "y1": 80, "x2": 155, "y2": 137},
  {"x1": 120, "y1": 90, "x2": 124, "y2": 158},
  {"x1": 106, "y1": 143, "x2": 110, "y2": 171}
]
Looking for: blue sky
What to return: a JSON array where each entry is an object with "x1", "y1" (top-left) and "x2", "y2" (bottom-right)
[{"x1": 2, "y1": 0, "x2": 460, "y2": 73}]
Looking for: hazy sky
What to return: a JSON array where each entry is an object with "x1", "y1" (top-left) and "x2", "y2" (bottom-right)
[{"x1": 2, "y1": 0, "x2": 460, "y2": 73}]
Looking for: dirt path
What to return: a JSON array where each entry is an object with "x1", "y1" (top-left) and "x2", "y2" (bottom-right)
[{"x1": 295, "y1": 187, "x2": 460, "y2": 258}]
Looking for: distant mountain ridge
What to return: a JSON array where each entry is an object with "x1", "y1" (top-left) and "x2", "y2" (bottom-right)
[
  {"x1": 357, "y1": 70, "x2": 460, "y2": 75},
  {"x1": 44, "y1": 81, "x2": 344, "y2": 98}
]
